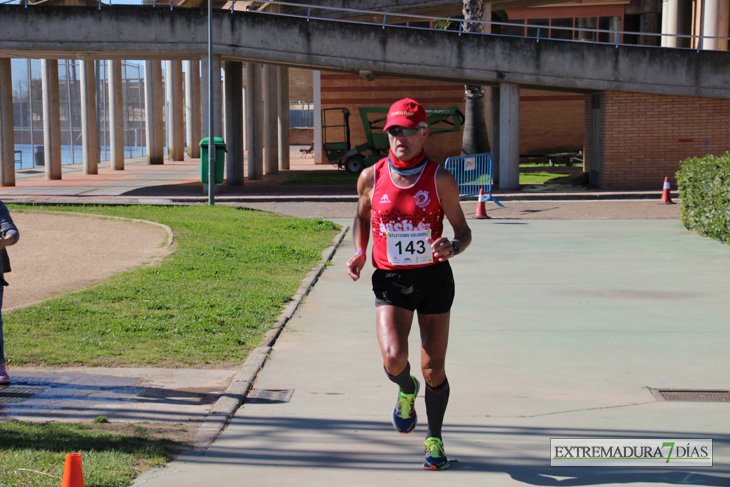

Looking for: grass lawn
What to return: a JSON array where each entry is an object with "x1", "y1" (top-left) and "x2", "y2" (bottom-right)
[
  {"x1": 519, "y1": 171, "x2": 565, "y2": 185},
  {"x1": 0, "y1": 421, "x2": 180, "y2": 487},
  {"x1": 5, "y1": 205, "x2": 340, "y2": 367},
  {"x1": 279, "y1": 171, "x2": 359, "y2": 185},
  {"x1": 467, "y1": 170, "x2": 562, "y2": 185}
]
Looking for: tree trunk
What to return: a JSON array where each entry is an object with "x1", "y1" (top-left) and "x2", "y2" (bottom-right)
[{"x1": 461, "y1": 0, "x2": 490, "y2": 155}]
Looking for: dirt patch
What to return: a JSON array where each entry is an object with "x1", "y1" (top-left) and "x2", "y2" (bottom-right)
[
  {"x1": 2, "y1": 210, "x2": 172, "y2": 311},
  {"x1": 87, "y1": 421, "x2": 199, "y2": 459}
]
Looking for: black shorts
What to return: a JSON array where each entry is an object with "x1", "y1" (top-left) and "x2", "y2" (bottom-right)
[{"x1": 372, "y1": 261, "x2": 455, "y2": 315}]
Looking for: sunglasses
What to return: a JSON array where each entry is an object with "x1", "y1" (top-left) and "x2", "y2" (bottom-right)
[{"x1": 386, "y1": 126, "x2": 421, "y2": 137}]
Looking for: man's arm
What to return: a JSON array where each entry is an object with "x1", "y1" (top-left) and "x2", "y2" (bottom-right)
[
  {"x1": 0, "y1": 202, "x2": 18, "y2": 250},
  {"x1": 429, "y1": 167, "x2": 472, "y2": 261},
  {"x1": 346, "y1": 167, "x2": 375, "y2": 281}
]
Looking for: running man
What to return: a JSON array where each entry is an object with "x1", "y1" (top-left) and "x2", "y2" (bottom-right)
[{"x1": 346, "y1": 98, "x2": 471, "y2": 470}]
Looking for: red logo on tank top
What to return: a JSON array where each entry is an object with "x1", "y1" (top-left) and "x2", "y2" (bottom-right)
[{"x1": 414, "y1": 190, "x2": 431, "y2": 208}]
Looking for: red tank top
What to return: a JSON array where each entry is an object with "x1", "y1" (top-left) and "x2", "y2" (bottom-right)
[{"x1": 371, "y1": 157, "x2": 444, "y2": 270}]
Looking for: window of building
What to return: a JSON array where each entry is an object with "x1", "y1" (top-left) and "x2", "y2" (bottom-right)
[
  {"x1": 503, "y1": 18, "x2": 526, "y2": 37},
  {"x1": 550, "y1": 18, "x2": 574, "y2": 40},
  {"x1": 504, "y1": 6, "x2": 625, "y2": 43},
  {"x1": 526, "y1": 18, "x2": 550, "y2": 38}
]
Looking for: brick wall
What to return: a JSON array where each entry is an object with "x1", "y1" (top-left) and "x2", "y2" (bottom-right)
[
  {"x1": 320, "y1": 73, "x2": 464, "y2": 164},
  {"x1": 320, "y1": 73, "x2": 585, "y2": 163},
  {"x1": 597, "y1": 91, "x2": 730, "y2": 190},
  {"x1": 519, "y1": 89, "x2": 584, "y2": 154}
]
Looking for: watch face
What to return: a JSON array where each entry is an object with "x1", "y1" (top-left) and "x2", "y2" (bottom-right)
[{"x1": 452, "y1": 241, "x2": 460, "y2": 254}]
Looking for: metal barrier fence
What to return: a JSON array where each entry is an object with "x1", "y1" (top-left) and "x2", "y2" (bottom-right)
[{"x1": 444, "y1": 153, "x2": 503, "y2": 207}]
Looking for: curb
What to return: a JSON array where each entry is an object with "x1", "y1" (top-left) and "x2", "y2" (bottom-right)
[
  {"x1": 192, "y1": 224, "x2": 350, "y2": 450},
  {"x1": 2, "y1": 192, "x2": 679, "y2": 205}
]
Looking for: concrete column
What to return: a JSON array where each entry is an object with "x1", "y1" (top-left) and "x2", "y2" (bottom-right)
[
  {"x1": 201, "y1": 54, "x2": 222, "y2": 141},
  {"x1": 263, "y1": 64, "x2": 279, "y2": 175},
  {"x1": 278, "y1": 66, "x2": 290, "y2": 171},
  {"x1": 41, "y1": 60, "x2": 62, "y2": 180},
  {"x1": 79, "y1": 60, "x2": 98, "y2": 174},
  {"x1": 242, "y1": 86, "x2": 247, "y2": 151},
  {"x1": 224, "y1": 61, "x2": 244, "y2": 186},
  {"x1": 498, "y1": 82, "x2": 520, "y2": 191},
  {"x1": 490, "y1": 86, "x2": 500, "y2": 188},
  {"x1": 165, "y1": 60, "x2": 184, "y2": 161},
  {"x1": 245, "y1": 63, "x2": 263, "y2": 180},
  {"x1": 144, "y1": 60, "x2": 164, "y2": 164},
  {"x1": 0, "y1": 59, "x2": 14, "y2": 187},
  {"x1": 313, "y1": 70, "x2": 322, "y2": 164},
  {"x1": 108, "y1": 59, "x2": 124, "y2": 170},
  {"x1": 483, "y1": 4, "x2": 492, "y2": 142},
  {"x1": 640, "y1": 0, "x2": 662, "y2": 46},
  {"x1": 662, "y1": 0, "x2": 679, "y2": 47},
  {"x1": 185, "y1": 60, "x2": 201, "y2": 158},
  {"x1": 718, "y1": 0, "x2": 730, "y2": 50},
  {"x1": 702, "y1": 0, "x2": 720, "y2": 50}
]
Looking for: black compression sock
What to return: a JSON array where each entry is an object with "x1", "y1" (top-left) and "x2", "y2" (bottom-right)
[
  {"x1": 385, "y1": 362, "x2": 416, "y2": 394},
  {"x1": 425, "y1": 378, "x2": 450, "y2": 440}
]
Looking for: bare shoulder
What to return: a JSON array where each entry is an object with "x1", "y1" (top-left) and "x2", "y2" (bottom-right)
[
  {"x1": 435, "y1": 165, "x2": 459, "y2": 199},
  {"x1": 357, "y1": 166, "x2": 375, "y2": 194}
]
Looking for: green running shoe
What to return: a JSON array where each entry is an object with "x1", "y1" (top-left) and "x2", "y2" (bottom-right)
[
  {"x1": 423, "y1": 437, "x2": 450, "y2": 470},
  {"x1": 391, "y1": 376, "x2": 419, "y2": 434}
]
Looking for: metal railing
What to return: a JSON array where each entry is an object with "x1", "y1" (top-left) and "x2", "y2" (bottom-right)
[
  {"x1": 445, "y1": 153, "x2": 503, "y2": 206},
  {"x1": 10, "y1": 0, "x2": 730, "y2": 51}
]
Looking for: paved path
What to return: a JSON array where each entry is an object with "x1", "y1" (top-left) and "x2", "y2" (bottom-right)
[{"x1": 134, "y1": 219, "x2": 730, "y2": 487}]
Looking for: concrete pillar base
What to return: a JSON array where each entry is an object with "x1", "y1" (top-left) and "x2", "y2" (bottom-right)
[
  {"x1": 144, "y1": 60, "x2": 164, "y2": 165},
  {"x1": 246, "y1": 63, "x2": 263, "y2": 180},
  {"x1": 109, "y1": 59, "x2": 124, "y2": 170},
  {"x1": 0, "y1": 58, "x2": 15, "y2": 187},
  {"x1": 185, "y1": 60, "x2": 201, "y2": 158},
  {"x1": 498, "y1": 82, "x2": 520, "y2": 191},
  {"x1": 166, "y1": 60, "x2": 185, "y2": 161},
  {"x1": 263, "y1": 64, "x2": 279, "y2": 175},
  {"x1": 224, "y1": 61, "x2": 244, "y2": 186},
  {"x1": 42, "y1": 59, "x2": 62, "y2": 180},
  {"x1": 278, "y1": 66, "x2": 290, "y2": 171},
  {"x1": 80, "y1": 60, "x2": 98, "y2": 175}
]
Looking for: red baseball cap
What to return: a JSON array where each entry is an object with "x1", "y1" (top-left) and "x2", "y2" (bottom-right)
[{"x1": 383, "y1": 98, "x2": 428, "y2": 130}]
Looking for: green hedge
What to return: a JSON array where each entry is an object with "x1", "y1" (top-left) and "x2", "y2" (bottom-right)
[{"x1": 676, "y1": 152, "x2": 730, "y2": 244}]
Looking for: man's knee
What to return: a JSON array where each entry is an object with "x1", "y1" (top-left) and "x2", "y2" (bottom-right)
[
  {"x1": 383, "y1": 350, "x2": 409, "y2": 374},
  {"x1": 422, "y1": 362, "x2": 446, "y2": 385}
]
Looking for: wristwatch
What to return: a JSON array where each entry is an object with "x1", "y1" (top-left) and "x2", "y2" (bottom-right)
[{"x1": 451, "y1": 240, "x2": 461, "y2": 255}]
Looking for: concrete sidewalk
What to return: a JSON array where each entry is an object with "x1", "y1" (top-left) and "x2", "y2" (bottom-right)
[
  {"x1": 134, "y1": 219, "x2": 730, "y2": 487},
  {"x1": 0, "y1": 149, "x2": 677, "y2": 205}
]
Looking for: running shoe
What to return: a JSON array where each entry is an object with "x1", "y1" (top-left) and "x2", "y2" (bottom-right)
[
  {"x1": 0, "y1": 364, "x2": 9, "y2": 386},
  {"x1": 423, "y1": 437, "x2": 450, "y2": 470},
  {"x1": 391, "y1": 376, "x2": 419, "y2": 434}
]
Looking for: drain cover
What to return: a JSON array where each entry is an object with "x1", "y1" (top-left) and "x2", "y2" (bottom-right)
[
  {"x1": 247, "y1": 388, "x2": 294, "y2": 404},
  {"x1": 0, "y1": 386, "x2": 47, "y2": 404},
  {"x1": 653, "y1": 389, "x2": 730, "y2": 402}
]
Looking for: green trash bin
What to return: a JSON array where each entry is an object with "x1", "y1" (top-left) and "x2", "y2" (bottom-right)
[{"x1": 199, "y1": 137, "x2": 226, "y2": 184}]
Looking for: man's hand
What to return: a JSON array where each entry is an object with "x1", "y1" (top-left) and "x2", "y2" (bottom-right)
[
  {"x1": 346, "y1": 252, "x2": 367, "y2": 281},
  {"x1": 427, "y1": 237, "x2": 456, "y2": 262},
  {"x1": 0, "y1": 235, "x2": 15, "y2": 250}
]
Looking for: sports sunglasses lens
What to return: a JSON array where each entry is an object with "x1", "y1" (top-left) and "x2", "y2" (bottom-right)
[{"x1": 387, "y1": 127, "x2": 419, "y2": 137}]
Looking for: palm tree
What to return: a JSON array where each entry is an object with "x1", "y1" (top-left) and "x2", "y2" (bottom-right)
[{"x1": 461, "y1": 0, "x2": 490, "y2": 156}]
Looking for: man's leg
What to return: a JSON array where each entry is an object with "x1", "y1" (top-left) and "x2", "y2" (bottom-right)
[
  {"x1": 376, "y1": 305, "x2": 414, "y2": 381},
  {"x1": 376, "y1": 305, "x2": 420, "y2": 433},
  {"x1": 418, "y1": 311, "x2": 450, "y2": 437},
  {"x1": 418, "y1": 311, "x2": 451, "y2": 469}
]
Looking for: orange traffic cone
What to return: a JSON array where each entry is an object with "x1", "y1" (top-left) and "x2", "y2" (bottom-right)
[
  {"x1": 475, "y1": 189, "x2": 490, "y2": 219},
  {"x1": 61, "y1": 453, "x2": 84, "y2": 487},
  {"x1": 659, "y1": 177, "x2": 674, "y2": 204}
]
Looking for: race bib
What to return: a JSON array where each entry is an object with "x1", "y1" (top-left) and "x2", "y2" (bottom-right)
[{"x1": 386, "y1": 229, "x2": 433, "y2": 266}]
